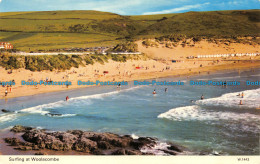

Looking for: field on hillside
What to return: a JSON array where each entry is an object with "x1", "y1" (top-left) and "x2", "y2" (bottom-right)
[
  {"x1": 0, "y1": 31, "x2": 120, "y2": 51},
  {"x1": 0, "y1": 10, "x2": 259, "y2": 51}
]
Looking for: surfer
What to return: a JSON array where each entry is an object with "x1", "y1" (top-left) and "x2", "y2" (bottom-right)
[
  {"x1": 153, "y1": 90, "x2": 156, "y2": 94},
  {"x1": 66, "y1": 96, "x2": 69, "y2": 101},
  {"x1": 201, "y1": 94, "x2": 204, "y2": 100}
]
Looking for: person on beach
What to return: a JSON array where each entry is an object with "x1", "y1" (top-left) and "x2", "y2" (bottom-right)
[
  {"x1": 66, "y1": 96, "x2": 69, "y2": 101},
  {"x1": 153, "y1": 90, "x2": 156, "y2": 94},
  {"x1": 5, "y1": 89, "x2": 8, "y2": 97},
  {"x1": 201, "y1": 94, "x2": 204, "y2": 100},
  {"x1": 117, "y1": 83, "x2": 121, "y2": 88}
]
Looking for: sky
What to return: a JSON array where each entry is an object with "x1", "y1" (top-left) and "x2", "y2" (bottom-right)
[{"x1": 0, "y1": 0, "x2": 259, "y2": 15}]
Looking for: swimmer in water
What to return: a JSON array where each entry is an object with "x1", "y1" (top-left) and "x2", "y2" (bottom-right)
[
  {"x1": 165, "y1": 88, "x2": 168, "y2": 92},
  {"x1": 153, "y1": 90, "x2": 156, "y2": 94},
  {"x1": 201, "y1": 94, "x2": 204, "y2": 100},
  {"x1": 66, "y1": 96, "x2": 69, "y2": 101},
  {"x1": 239, "y1": 100, "x2": 243, "y2": 105},
  {"x1": 117, "y1": 83, "x2": 121, "y2": 88},
  {"x1": 241, "y1": 92, "x2": 244, "y2": 98}
]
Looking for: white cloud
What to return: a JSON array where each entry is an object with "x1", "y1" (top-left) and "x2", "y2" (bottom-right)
[{"x1": 143, "y1": 2, "x2": 210, "y2": 15}]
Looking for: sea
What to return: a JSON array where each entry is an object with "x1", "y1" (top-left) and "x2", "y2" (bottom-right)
[{"x1": 0, "y1": 68, "x2": 259, "y2": 155}]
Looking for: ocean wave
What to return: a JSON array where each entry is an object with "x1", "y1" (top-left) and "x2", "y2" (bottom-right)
[
  {"x1": 196, "y1": 88, "x2": 260, "y2": 109},
  {"x1": 45, "y1": 113, "x2": 77, "y2": 117},
  {"x1": 158, "y1": 105, "x2": 260, "y2": 122},
  {"x1": 140, "y1": 141, "x2": 171, "y2": 155},
  {"x1": 20, "y1": 100, "x2": 64, "y2": 115},
  {"x1": 71, "y1": 91, "x2": 119, "y2": 100},
  {"x1": 0, "y1": 113, "x2": 18, "y2": 123},
  {"x1": 18, "y1": 86, "x2": 144, "y2": 115},
  {"x1": 70, "y1": 86, "x2": 145, "y2": 100}
]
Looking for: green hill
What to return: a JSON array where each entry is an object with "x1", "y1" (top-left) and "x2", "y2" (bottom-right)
[{"x1": 0, "y1": 10, "x2": 259, "y2": 51}]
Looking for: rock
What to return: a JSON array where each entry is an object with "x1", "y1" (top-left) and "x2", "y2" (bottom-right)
[
  {"x1": 43, "y1": 135, "x2": 64, "y2": 151},
  {"x1": 167, "y1": 144, "x2": 182, "y2": 152},
  {"x1": 73, "y1": 137, "x2": 97, "y2": 153},
  {"x1": 35, "y1": 152, "x2": 48, "y2": 155},
  {"x1": 15, "y1": 146, "x2": 33, "y2": 151},
  {"x1": 161, "y1": 149, "x2": 177, "y2": 155},
  {"x1": 32, "y1": 145, "x2": 40, "y2": 150},
  {"x1": 130, "y1": 137, "x2": 156, "y2": 150},
  {"x1": 1, "y1": 109, "x2": 10, "y2": 113},
  {"x1": 92, "y1": 149, "x2": 103, "y2": 155},
  {"x1": 6, "y1": 125, "x2": 184, "y2": 155},
  {"x1": 46, "y1": 113, "x2": 62, "y2": 117},
  {"x1": 11, "y1": 125, "x2": 33, "y2": 133},
  {"x1": 125, "y1": 149, "x2": 142, "y2": 155},
  {"x1": 112, "y1": 149, "x2": 126, "y2": 155},
  {"x1": 4, "y1": 138, "x2": 24, "y2": 146},
  {"x1": 22, "y1": 129, "x2": 45, "y2": 143},
  {"x1": 97, "y1": 141, "x2": 111, "y2": 150},
  {"x1": 67, "y1": 130, "x2": 83, "y2": 137},
  {"x1": 54, "y1": 132, "x2": 77, "y2": 150},
  {"x1": 87, "y1": 133, "x2": 131, "y2": 148}
]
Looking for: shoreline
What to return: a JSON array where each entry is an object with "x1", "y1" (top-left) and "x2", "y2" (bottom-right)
[
  {"x1": 0, "y1": 67, "x2": 259, "y2": 156},
  {"x1": 1, "y1": 60, "x2": 260, "y2": 100}
]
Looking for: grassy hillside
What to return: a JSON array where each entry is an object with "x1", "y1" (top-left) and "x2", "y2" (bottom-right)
[
  {"x1": 139, "y1": 10, "x2": 260, "y2": 37},
  {"x1": 0, "y1": 53, "x2": 147, "y2": 71},
  {"x1": 0, "y1": 10, "x2": 259, "y2": 51}
]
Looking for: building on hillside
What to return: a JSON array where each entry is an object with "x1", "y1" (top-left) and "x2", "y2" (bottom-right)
[{"x1": 0, "y1": 42, "x2": 13, "y2": 50}]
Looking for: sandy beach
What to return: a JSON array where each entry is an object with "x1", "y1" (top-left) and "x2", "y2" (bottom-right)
[{"x1": 1, "y1": 40, "x2": 260, "y2": 99}]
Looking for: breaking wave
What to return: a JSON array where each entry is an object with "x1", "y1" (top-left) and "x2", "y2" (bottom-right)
[
  {"x1": 196, "y1": 88, "x2": 260, "y2": 109},
  {"x1": 16, "y1": 86, "x2": 145, "y2": 117}
]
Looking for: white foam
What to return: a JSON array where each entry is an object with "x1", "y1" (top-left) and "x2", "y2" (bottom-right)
[
  {"x1": 196, "y1": 88, "x2": 260, "y2": 109},
  {"x1": 0, "y1": 113, "x2": 18, "y2": 123},
  {"x1": 140, "y1": 141, "x2": 171, "y2": 155},
  {"x1": 71, "y1": 91, "x2": 120, "y2": 100},
  {"x1": 131, "y1": 134, "x2": 139, "y2": 139},
  {"x1": 46, "y1": 113, "x2": 77, "y2": 117},
  {"x1": 74, "y1": 86, "x2": 145, "y2": 100},
  {"x1": 158, "y1": 105, "x2": 260, "y2": 122},
  {"x1": 20, "y1": 100, "x2": 64, "y2": 115}
]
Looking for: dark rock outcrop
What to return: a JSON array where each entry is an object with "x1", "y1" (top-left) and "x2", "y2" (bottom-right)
[
  {"x1": 10, "y1": 125, "x2": 33, "y2": 133},
  {"x1": 4, "y1": 125, "x2": 184, "y2": 155},
  {"x1": 1, "y1": 109, "x2": 10, "y2": 113}
]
